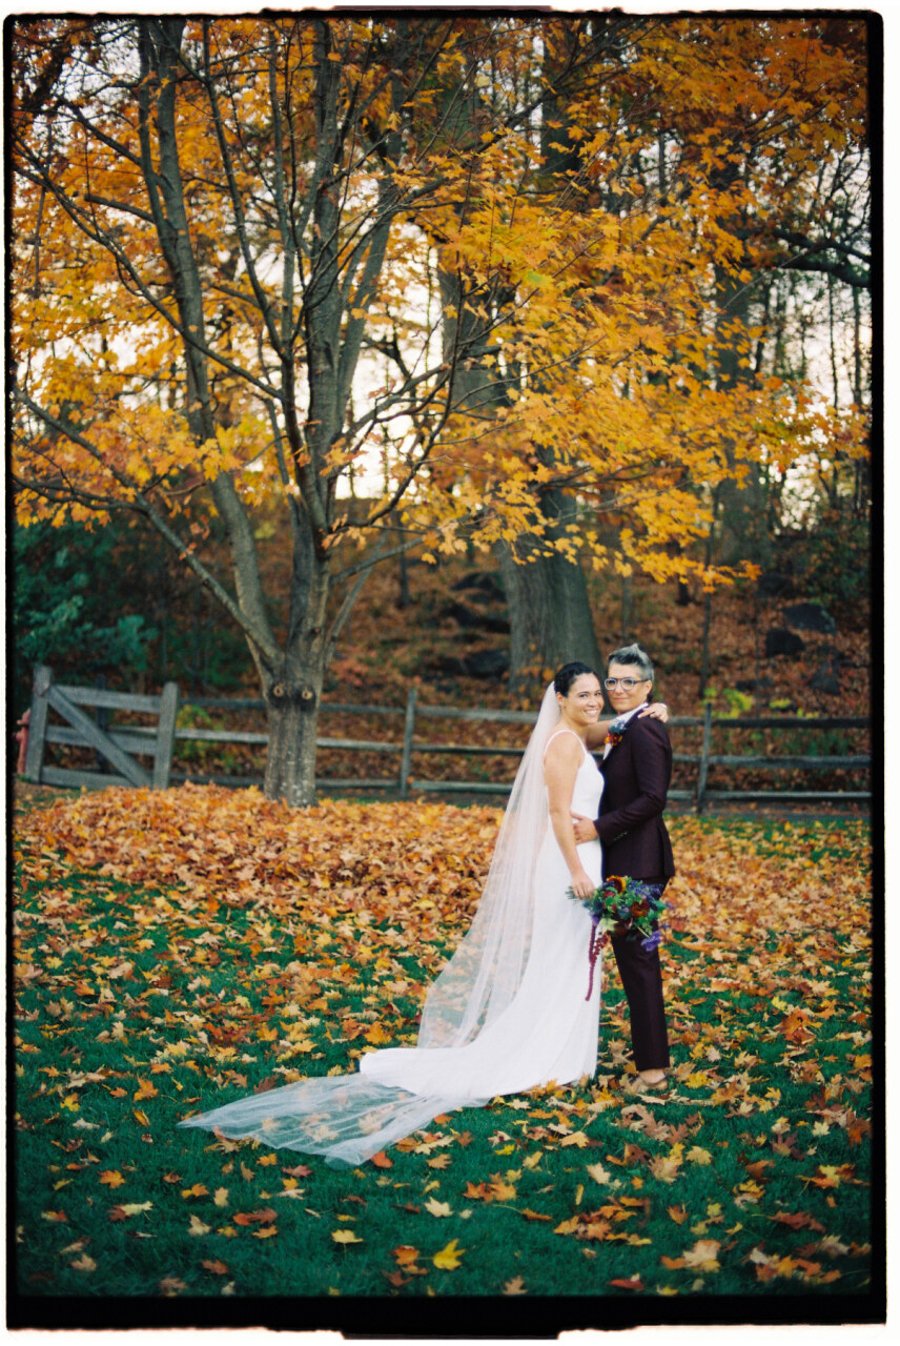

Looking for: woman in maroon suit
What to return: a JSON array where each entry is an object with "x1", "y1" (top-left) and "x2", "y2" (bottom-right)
[{"x1": 574, "y1": 643, "x2": 674, "y2": 1093}]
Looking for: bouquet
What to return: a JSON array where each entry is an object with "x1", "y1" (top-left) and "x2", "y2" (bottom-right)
[{"x1": 567, "y1": 876, "x2": 668, "y2": 1001}]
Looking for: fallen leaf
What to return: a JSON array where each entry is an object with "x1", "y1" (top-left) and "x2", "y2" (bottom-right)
[
  {"x1": 683, "y1": 1239, "x2": 721, "y2": 1271},
  {"x1": 181, "y1": 1183, "x2": 209, "y2": 1199},
  {"x1": 383, "y1": 1270, "x2": 413, "y2": 1287},
  {"x1": 433, "y1": 1238, "x2": 466, "y2": 1270},
  {"x1": 202, "y1": 1259, "x2": 230, "y2": 1275},
  {"x1": 233, "y1": 1208, "x2": 277, "y2": 1226},
  {"x1": 159, "y1": 1277, "x2": 188, "y2": 1296}
]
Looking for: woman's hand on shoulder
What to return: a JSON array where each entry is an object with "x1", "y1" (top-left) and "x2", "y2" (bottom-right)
[{"x1": 639, "y1": 701, "x2": 669, "y2": 723}]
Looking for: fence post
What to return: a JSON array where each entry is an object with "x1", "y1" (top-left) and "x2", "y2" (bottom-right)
[
  {"x1": 399, "y1": 687, "x2": 417, "y2": 799},
  {"x1": 24, "y1": 665, "x2": 53, "y2": 784},
  {"x1": 94, "y1": 673, "x2": 109, "y2": 771},
  {"x1": 154, "y1": 681, "x2": 180, "y2": 789},
  {"x1": 696, "y1": 702, "x2": 713, "y2": 813}
]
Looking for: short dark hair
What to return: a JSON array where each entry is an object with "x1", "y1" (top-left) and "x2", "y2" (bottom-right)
[
  {"x1": 553, "y1": 661, "x2": 599, "y2": 696},
  {"x1": 606, "y1": 643, "x2": 654, "y2": 684}
]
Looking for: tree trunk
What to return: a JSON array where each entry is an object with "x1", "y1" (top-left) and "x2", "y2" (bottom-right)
[
  {"x1": 499, "y1": 509, "x2": 602, "y2": 697},
  {"x1": 264, "y1": 678, "x2": 322, "y2": 807}
]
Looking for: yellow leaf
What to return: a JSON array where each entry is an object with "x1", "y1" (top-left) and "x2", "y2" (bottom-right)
[
  {"x1": 424, "y1": 1197, "x2": 453, "y2": 1218},
  {"x1": 188, "y1": 1215, "x2": 211, "y2": 1236},
  {"x1": 684, "y1": 1071, "x2": 711, "y2": 1089},
  {"x1": 331, "y1": 1230, "x2": 364, "y2": 1244},
  {"x1": 433, "y1": 1238, "x2": 465, "y2": 1270},
  {"x1": 364, "y1": 1023, "x2": 392, "y2": 1045},
  {"x1": 71, "y1": 1253, "x2": 97, "y2": 1272},
  {"x1": 99, "y1": 1170, "x2": 126, "y2": 1188}
]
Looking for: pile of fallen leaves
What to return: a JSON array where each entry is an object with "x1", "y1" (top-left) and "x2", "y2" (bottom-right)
[{"x1": 12, "y1": 786, "x2": 874, "y2": 1303}]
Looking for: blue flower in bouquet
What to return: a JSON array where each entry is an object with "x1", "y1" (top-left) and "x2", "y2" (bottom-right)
[{"x1": 566, "y1": 875, "x2": 668, "y2": 1000}]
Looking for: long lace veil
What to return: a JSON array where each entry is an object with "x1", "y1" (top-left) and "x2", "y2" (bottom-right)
[{"x1": 179, "y1": 683, "x2": 562, "y2": 1166}]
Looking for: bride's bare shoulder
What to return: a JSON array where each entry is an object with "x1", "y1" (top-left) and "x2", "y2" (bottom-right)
[{"x1": 543, "y1": 728, "x2": 584, "y2": 762}]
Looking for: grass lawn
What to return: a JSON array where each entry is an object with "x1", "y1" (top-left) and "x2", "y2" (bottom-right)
[{"x1": 10, "y1": 786, "x2": 880, "y2": 1326}]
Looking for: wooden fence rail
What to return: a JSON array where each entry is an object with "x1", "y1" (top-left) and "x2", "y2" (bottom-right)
[
  {"x1": 24, "y1": 666, "x2": 179, "y2": 792},
  {"x1": 23, "y1": 671, "x2": 871, "y2": 809}
]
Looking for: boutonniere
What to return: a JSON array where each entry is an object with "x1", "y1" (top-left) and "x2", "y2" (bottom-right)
[{"x1": 603, "y1": 717, "x2": 629, "y2": 750}]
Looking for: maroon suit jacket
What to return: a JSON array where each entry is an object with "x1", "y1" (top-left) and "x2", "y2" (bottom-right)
[{"x1": 594, "y1": 716, "x2": 675, "y2": 882}]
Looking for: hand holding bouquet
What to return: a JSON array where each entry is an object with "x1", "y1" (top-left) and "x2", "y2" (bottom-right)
[{"x1": 567, "y1": 876, "x2": 668, "y2": 1001}]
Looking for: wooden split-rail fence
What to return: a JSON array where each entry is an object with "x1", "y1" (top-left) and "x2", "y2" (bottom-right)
[{"x1": 22, "y1": 666, "x2": 871, "y2": 811}]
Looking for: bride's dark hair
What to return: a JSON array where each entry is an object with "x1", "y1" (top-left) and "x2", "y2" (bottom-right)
[{"x1": 553, "y1": 661, "x2": 599, "y2": 696}]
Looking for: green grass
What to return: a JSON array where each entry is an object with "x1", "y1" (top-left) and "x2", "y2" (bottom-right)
[{"x1": 12, "y1": 814, "x2": 875, "y2": 1304}]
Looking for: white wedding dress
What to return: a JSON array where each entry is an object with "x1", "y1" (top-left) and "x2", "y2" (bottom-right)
[{"x1": 179, "y1": 694, "x2": 604, "y2": 1166}]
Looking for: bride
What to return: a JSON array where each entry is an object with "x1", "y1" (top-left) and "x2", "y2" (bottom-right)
[{"x1": 179, "y1": 662, "x2": 664, "y2": 1166}]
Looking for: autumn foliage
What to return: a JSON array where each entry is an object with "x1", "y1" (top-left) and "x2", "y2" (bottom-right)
[
  {"x1": 13, "y1": 785, "x2": 874, "y2": 1305},
  {"x1": 9, "y1": 15, "x2": 871, "y2": 800}
]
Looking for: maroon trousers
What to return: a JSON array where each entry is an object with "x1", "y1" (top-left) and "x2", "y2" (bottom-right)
[{"x1": 609, "y1": 877, "x2": 670, "y2": 1072}]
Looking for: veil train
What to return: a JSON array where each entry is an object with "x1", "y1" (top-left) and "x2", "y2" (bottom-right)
[{"x1": 179, "y1": 685, "x2": 566, "y2": 1166}]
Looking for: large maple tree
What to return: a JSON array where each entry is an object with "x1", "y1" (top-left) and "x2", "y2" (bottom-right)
[{"x1": 10, "y1": 14, "x2": 870, "y2": 800}]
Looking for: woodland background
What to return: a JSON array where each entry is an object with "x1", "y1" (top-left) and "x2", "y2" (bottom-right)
[{"x1": 10, "y1": 12, "x2": 872, "y2": 797}]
